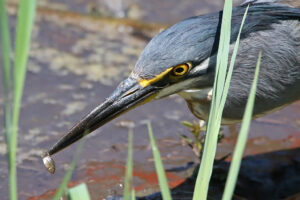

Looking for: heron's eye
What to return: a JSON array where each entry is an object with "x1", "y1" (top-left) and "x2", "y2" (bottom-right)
[{"x1": 172, "y1": 63, "x2": 191, "y2": 76}]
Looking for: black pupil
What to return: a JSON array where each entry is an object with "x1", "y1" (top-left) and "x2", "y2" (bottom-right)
[{"x1": 175, "y1": 67, "x2": 184, "y2": 74}]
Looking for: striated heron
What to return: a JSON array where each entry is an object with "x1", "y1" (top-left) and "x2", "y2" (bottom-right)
[{"x1": 43, "y1": 0, "x2": 300, "y2": 173}]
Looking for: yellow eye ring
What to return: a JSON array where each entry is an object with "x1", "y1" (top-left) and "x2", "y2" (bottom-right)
[{"x1": 172, "y1": 63, "x2": 191, "y2": 76}]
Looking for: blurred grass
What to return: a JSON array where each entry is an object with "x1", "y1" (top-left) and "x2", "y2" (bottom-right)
[
  {"x1": 0, "y1": 1, "x2": 37, "y2": 200},
  {"x1": 193, "y1": 1, "x2": 249, "y2": 199},
  {"x1": 147, "y1": 122, "x2": 172, "y2": 200},
  {"x1": 123, "y1": 129, "x2": 134, "y2": 200},
  {"x1": 0, "y1": 0, "x2": 12, "y2": 147},
  {"x1": 53, "y1": 137, "x2": 86, "y2": 200},
  {"x1": 68, "y1": 183, "x2": 91, "y2": 200},
  {"x1": 222, "y1": 52, "x2": 261, "y2": 200},
  {"x1": 124, "y1": 124, "x2": 172, "y2": 200},
  {"x1": 131, "y1": 189, "x2": 136, "y2": 200}
]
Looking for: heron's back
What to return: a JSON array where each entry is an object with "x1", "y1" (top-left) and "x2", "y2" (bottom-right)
[{"x1": 180, "y1": 4, "x2": 300, "y2": 123}]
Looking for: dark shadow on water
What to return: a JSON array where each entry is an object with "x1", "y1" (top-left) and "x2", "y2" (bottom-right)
[{"x1": 139, "y1": 148, "x2": 300, "y2": 200}]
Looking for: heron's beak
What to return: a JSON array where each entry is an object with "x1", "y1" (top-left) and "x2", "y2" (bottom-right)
[{"x1": 45, "y1": 76, "x2": 160, "y2": 157}]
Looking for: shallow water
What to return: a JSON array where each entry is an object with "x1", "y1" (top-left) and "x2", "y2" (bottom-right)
[{"x1": 0, "y1": 0, "x2": 299, "y2": 199}]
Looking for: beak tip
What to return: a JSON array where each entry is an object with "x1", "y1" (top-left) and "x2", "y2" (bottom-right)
[{"x1": 42, "y1": 152, "x2": 56, "y2": 174}]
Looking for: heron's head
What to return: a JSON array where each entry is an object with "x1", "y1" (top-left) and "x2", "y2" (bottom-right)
[{"x1": 44, "y1": 14, "x2": 219, "y2": 164}]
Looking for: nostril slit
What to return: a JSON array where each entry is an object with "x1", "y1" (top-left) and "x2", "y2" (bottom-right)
[{"x1": 122, "y1": 88, "x2": 139, "y2": 98}]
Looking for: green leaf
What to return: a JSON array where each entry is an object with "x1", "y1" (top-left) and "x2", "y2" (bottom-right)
[
  {"x1": 131, "y1": 189, "x2": 136, "y2": 200},
  {"x1": 8, "y1": 1, "x2": 37, "y2": 200},
  {"x1": 222, "y1": 52, "x2": 261, "y2": 200},
  {"x1": 147, "y1": 122, "x2": 172, "y2": 200},
  {"x1": 68, "y1": 183, "x2": 91, "y2": 200},
  {"x1": 192, "y1": 3, "x2": 249, "y2": 200},
  {"x1": 220, "y1": 5, "x2": 250, "y2": 114},
  {"x1": 0, "y1": 0, "x2": 12, "y2": 146},
  {"x1": 123, "y1": 129, "x2": 134, "y2": 200},
  {"x1": 192, "y1": 0, "x2": 233, "y2": 198}
]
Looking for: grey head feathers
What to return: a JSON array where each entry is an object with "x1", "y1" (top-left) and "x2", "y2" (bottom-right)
[{"x1": 133, "y1": 3, "x2": 300, "y2": 80}]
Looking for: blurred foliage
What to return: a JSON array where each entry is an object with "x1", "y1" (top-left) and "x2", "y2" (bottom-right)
[{"x1": 68, "y1": 183, "x2": 91, "y2": 200}]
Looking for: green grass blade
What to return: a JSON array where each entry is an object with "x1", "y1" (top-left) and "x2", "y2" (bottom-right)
[
  {"x1": 214, "y1": 0, "x2": 232, "y2": 105},
  {"x1": 68, "y1": 183, "x2": 91, "y2": 200},
  {"x1": 0, "y1": 0, "x2": 12, "y2": 147},
  {"x1": 9, "y1": 1, "x2": 37, "y2": 200},
  {"x1": 131, "y1": 189, "x2": 136, "y2": 200},
  {"x1": 123, "y1": 129, "x2": 134, "y2": 200},
  {"x1": 53, "y1": 138, "x2": 86, "y2": 200},
  {"x1": 220, "y1": 5, "x2": 249, "y2": 114},
  {"x1": 192, "y1": 0, "x2": 233, "y2": 198},
  {"x1": 147, "y1": 122, "x2": 172, "y2": 200},
  {"x1": 222, "y1": 52, "x2": 262, "y2": 200}
]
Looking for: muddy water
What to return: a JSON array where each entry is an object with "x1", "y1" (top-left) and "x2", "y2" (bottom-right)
[{"x1": 0, "y1": 1, "x2": 299, "y2": 200}]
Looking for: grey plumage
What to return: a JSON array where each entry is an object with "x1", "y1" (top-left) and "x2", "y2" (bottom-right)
[
  {"x1": 134, "y1": 4, "x2": 300, "y2": 79},
  {"x1": 224, "y1": 19, "x2": 300, "y2": 119},
  {"x1": 133, "y1": 2, "x2": 300, "y2": 121}
]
